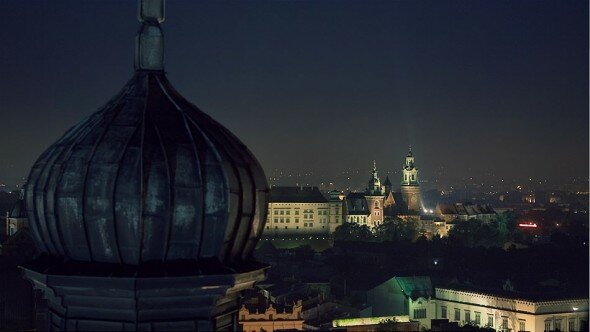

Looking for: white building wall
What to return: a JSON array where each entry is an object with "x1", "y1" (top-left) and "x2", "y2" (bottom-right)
[
  {"x1": 265, "y1": 202, "x2": 334, "y2": 235},
  {"x1": 435, "y1": 288, "x2": 589, "y2": 331}
]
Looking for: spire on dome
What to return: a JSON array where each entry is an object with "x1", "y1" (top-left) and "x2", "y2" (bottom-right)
[{"x1": 135, "y1": 0, "x2": 165, "y2": 71}]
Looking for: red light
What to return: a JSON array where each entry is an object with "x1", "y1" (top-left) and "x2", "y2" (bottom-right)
[{"x1": 518, "y1": 223, "x2": 537, "y2": 228}]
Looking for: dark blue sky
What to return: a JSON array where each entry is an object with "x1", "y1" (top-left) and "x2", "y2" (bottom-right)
[{"x1": 0, "y1": 0, "x2": 587, "y2": 188}]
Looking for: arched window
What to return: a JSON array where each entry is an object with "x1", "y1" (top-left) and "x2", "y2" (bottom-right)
[{"x1": 374, "y1": 201, "x2": 380, "y2": 209}]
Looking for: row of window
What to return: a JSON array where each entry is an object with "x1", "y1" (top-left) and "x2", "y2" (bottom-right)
[
  {"x1": 442, "y1": 307, "x2": 501, "y2": 330},
  {"x1": 273, "y1": 218, "x2": 298, "y2": 223},
  {"x1": 274, "y1": 210, "x2": 297, "y2": 215},
  {"x1": 272, "y1": 209, "x2": 333, "y2": 216},
  {"x1": 265, "y1": 224, "x2": 327, "y2": 230},
  {"x1": 545, "y1": 318, "x2": 577, "y2": 332},
  {"x1": 441, "y1": 306, "x2": 579, "y2": 332},
  {"x1": 271, "y1": 218, "x2": 330, "y2": 224}
]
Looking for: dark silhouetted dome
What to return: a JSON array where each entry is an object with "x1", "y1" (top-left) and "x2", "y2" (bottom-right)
[{"x1": 25, "y1": 72, "x2": 268, "y2": 266}]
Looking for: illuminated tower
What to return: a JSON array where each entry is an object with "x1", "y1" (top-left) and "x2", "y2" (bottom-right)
[
  {"x1": 20, "y1": 1, "x2": 268, "y2": 330},
  {"x1": 365, "y1": 161, "x2": 385, "y2": 227},
  {"x1": 400, "y1": 147, "x2": 421, "y2": 213}
]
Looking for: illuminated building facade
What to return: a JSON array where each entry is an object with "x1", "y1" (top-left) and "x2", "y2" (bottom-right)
[
  {"x1": 400, "y1": 147, "x2": 421, "y2": 213},
  {"x1": 238, "y1": 300, "x2": 304, "y2": 332},
  {"x1": 435, "y1": 288, "x2": 589, "y2": 332},
  {"x1": 265, "y1": 187, "x2": 344, "y2": 235}
]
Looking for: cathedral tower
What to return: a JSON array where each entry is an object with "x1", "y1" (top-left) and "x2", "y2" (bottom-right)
[
  {"x1": 365, "y1": 161, "x2": 385, "y2": 227},
  {"x1": 400, "y1": 147, "x2": 421, "y2": 213}
]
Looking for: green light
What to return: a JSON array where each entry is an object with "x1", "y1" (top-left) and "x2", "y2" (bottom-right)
[{"x1": 332, "y1": 315, "x2": 410, "y2": 327}]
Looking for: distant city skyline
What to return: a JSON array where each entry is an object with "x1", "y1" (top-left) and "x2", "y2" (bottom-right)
[{"x1": 0, "y1": 0, "x2": 588, "y2": 188}]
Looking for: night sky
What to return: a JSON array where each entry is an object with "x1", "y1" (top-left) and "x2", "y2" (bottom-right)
[{"x1": 0, "y1": 0, "x2": 587, "y2": 188}]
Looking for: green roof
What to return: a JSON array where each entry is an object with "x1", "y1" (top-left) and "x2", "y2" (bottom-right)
[{"x1": 395, "y1": 276, "x2": 433, "y2": 300}]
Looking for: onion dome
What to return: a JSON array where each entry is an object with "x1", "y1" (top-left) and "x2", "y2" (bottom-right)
[{"x1": 24, "y1": 0, "x2": 268, "y2": 266}]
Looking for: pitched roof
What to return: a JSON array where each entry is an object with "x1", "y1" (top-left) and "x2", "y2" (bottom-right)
[
  {"x1": 346, "y1": 192, "x2": 369, "y2": 213},
  {"x1": 269, "y1": 186, "x2": 328, "y2": 203},
  {"x1": 383, "y1": 176, "x2": 392, "y2": 186},
  {"x1": 437, "y1": 203, "x2": 496, "y2": 216},
  {"x1": 395, "y1": 276, "x2": 433, "y2": 300},
  {"x1": 9, "y1": 199, "x2": 26, "y2": 219}
]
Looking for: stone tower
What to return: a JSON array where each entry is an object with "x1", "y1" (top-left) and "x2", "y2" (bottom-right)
[
  {"x1": 400, "y1": 147, "x2": 421, "y2": 213},
  {"x1": 20, "y1": 1, "x2": 268, "y2": 330},
  {"x1": 365, "y1": 161, "x2": 385, "y2": 227}
]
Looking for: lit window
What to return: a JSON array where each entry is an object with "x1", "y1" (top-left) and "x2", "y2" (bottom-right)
[
  {"x1": 568, "y1": 319, "x2": 576, "y2": 332},
  {"x1": 413, "y1": 308, "x2": 426, "y2": 319}
]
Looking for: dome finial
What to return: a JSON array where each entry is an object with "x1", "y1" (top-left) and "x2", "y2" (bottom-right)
[{"x1": 135, "y1": 0, "x2": 165, "y2": 71}]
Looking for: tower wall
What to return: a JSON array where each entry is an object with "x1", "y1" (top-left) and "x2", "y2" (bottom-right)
[
  {"x1": 364, "y1": 195, "x2": 385, "y2": 227},
  {"x1": 401, "y1": 186, "x2": 421, "y2": 213}
]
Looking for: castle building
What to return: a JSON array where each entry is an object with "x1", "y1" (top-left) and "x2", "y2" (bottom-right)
[
  {"x1": 265, "y1": 187, "x2": 344, "y2": 236},
  {"x1": 400, "y1": 147, "x2": 421, "y2": 213},
  {"x1": 20, "y1": 1, "x2": 268, "y2": 329}
]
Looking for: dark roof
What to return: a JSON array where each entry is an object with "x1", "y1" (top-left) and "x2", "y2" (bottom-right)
[
  {"x1": 9, "y1": 199, "x2": 26, "y2": 219},
  {"x1": 383, "y1": 176, "x2": 392, "y2": 186},
  {"x1": 25, "y1": 71, "x2": 268, "y2": 266},
  {"x1": 437, "y1": 203, "x2": 496, "y2": 216},
  {"x1": 345, "y1": 192, "x2": 369, "y2": 213},
  {"x1": 269, "y1": 187, "x2": 327, "y2": 203}
]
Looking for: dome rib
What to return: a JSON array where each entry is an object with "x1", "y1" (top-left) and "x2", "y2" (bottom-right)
[{"x1": 159, "y1": 76, "x2": 265, "y2": 261}]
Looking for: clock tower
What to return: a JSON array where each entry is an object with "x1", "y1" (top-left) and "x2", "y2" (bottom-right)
[{"x1": 400, "y1": 147, "x2": 421, "y2": 213}]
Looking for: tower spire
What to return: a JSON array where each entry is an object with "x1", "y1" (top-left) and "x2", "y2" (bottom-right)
[{"x1": 135, "y1": 0, "x2": 165, "y2": 71}]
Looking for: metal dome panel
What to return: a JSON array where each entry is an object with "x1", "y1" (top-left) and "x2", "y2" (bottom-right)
[{"x1": 25, "y1": 72, "x2": 269, "y2": 266}]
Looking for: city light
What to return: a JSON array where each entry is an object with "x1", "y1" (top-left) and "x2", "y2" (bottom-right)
[{"x1": 518, "y1": 223, "x2": 538, "y2": 228}]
